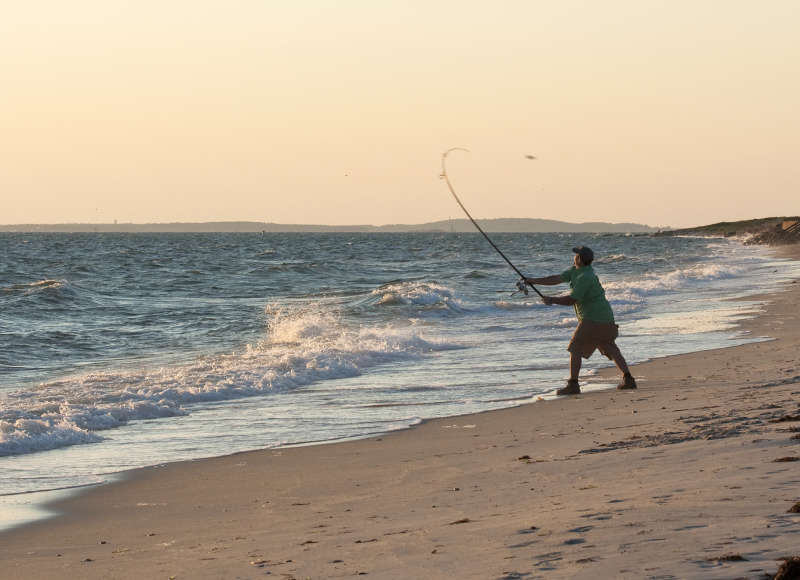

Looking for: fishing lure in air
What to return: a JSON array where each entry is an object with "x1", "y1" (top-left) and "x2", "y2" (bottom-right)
[{"x1": 440, "y1": 148, "x2": 544, "y2": 299}]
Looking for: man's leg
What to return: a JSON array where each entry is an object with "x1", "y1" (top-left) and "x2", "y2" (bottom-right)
[
  {"x1": 603, "y1": 342, "x2": 637, "y2": 389},
  {"x1": 557, "y1": 348, "x2": 583, "y2": 395},
  {"x1": 603, "y1": 342, "x2": 630, "y2": 376},
  {"x1": 570, "y1": 350, "x2": 582, "y2": 381}
]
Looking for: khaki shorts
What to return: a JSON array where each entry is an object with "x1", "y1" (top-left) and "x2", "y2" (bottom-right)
[{"x1": 567, "y1": 320, "x2": 619, "y2": 359}]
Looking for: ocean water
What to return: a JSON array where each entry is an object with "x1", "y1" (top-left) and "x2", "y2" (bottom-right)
[{"x1": 2, "y1": 232, "x2": 799, "y2": 527}]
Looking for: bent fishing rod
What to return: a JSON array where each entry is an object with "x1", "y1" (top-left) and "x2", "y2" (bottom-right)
[{"x1": 440, "y1": 148, "x2": 544, "y2": 299}]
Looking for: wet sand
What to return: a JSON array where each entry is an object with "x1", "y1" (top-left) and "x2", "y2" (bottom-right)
[{"x1": 2, "y1": 247, "x2": 799, "y2": 579}]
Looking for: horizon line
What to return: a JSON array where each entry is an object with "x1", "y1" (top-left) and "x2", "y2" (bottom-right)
[{"x1": 0, "y1": 217, "x2": 663, "y2": 228}]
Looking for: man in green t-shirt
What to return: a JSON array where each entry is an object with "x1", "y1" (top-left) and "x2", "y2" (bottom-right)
[{"x1": 526, "y1": 246, "x2": 637, "y2": 395}]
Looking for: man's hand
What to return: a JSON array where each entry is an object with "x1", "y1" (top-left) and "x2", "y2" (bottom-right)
[{"x1": 542, "y1": 296, "x2": 553, "y2": 306}]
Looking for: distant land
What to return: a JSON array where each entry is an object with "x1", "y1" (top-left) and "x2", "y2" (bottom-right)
[
  {"x1": 656, "y1": 216, "x2": 799, "y2": 237},
  {"x1": 0, "y1": 218, "x2": 660, "y2": 234},
  {"x1": 656, "y1": 216, "x2": 800, "y2": 245}
]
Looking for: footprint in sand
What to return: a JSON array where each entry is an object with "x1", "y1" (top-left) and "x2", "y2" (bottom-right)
[
  {"x1": 508, "y1": 539, "x2": 539, "y2": 549},
  {"x1": 533, "y1": 551, "x2": 563, "y2": 570},
  {"x1": 673, "y1": 524, "x2": 708, "y2": 531},
  {"x1": 517, "y1": 526, "x2": 539, "y2": 535}
]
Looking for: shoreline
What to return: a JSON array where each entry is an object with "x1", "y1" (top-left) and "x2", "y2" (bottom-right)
[{"x1": 2, "y1": 246, "x2": 799, "y2": 579}]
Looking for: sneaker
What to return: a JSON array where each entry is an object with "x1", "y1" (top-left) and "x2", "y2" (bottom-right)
[
  {"x1": 557, "y1": 379, "x2": 581, "y2": 395},
  {"x1": 617, "y1": 373, "x2": 637, "y2": 390}
]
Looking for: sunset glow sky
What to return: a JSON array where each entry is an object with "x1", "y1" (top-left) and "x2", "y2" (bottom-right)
[{"x1": 2, "y1": 1, "x2": 798, "y2": 227}]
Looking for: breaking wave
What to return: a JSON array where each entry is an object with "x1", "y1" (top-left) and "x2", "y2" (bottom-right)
[
  {"x1": 593, "y1": 253, "x2": 633, "y2": 264},
  {"x1": 604, "y1": 263, "x2": 744, "y2": 306},
  {"x1": 2, "y1": 279, "x2": 73, "y2": 299},
  {"x1": 367, "y1": 281, "x2": 466, "y2": 313},
  {"x1": 0, "y1": 304, "x2": 457, "y2": 457}
]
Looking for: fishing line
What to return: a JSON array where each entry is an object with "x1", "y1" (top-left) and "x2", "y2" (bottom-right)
[{"x1": 440, "y1": 148, "x2": 544, "y2": 299}]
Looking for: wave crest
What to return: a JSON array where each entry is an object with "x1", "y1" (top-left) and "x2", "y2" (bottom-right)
[
  {"x1": 2, "y1": 279, "x2": 68, "y2": 295},
  {"x1": 0, "y1": 304, "x2": 457, "y2": 457},
  {"x1": 605, "y1": 263, "x2": 743, "y2": 305},
  {"x1": 369, "y1": 281, "x2": 464, "y2": 313}
]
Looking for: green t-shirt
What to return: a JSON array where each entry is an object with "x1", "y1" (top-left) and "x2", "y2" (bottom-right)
[{"x1": 560, "y1": 265, "x2": 615, "y2": 323}]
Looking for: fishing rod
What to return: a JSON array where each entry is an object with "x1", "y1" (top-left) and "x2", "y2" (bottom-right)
[{"x1": 440, "y1": 148, "x2": 544, "y2": 299}]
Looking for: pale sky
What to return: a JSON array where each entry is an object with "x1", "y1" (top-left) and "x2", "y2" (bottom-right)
[{"x1": 2, "y1": 1, "x2": 798, "y2": 228}]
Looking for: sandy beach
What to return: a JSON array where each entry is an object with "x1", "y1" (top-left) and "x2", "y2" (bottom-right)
[{"x1": 2, "y1": 247, "x2": 799, "y2": 580}]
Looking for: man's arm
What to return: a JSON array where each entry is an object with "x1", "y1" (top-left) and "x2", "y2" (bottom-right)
[
  {"x1": 542, "y1": 294, "x2": 577, "y2": 306},
  {"x1": 525, "y1": 274, "x2": 563, "y2": 286}
]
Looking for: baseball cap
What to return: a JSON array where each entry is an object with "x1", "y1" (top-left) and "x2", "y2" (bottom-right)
[{"x1": 572, "y1": 246, "x2": 594, "y2": 264}]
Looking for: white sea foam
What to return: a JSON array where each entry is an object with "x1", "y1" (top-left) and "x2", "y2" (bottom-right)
[
  {"x1": 0, "y1": 418, "x2": 102, "y2": 456},
  {"x1": 604, "y1": 263, "x2": 744, "y2": 305},
  {"x1": 2, "y1": 279, "x2": 66, "y2": 294},
  {"x1": 370, "y1": 281, "x2": 465, "y2": 312},
  {"x1": 0, "y1": 304, "x2": 456, "y2": 457},
  {"x1": 493, "y1": 300, "x2": 538, "y2": 310},
  {"x1": 594, "y1": 253, "x2": 629, "y2": 264}
]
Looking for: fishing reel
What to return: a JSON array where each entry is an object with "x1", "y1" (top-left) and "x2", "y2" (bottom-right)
[{"x1": 511, "y1": 278, "x2": 529, "y2": 297}]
